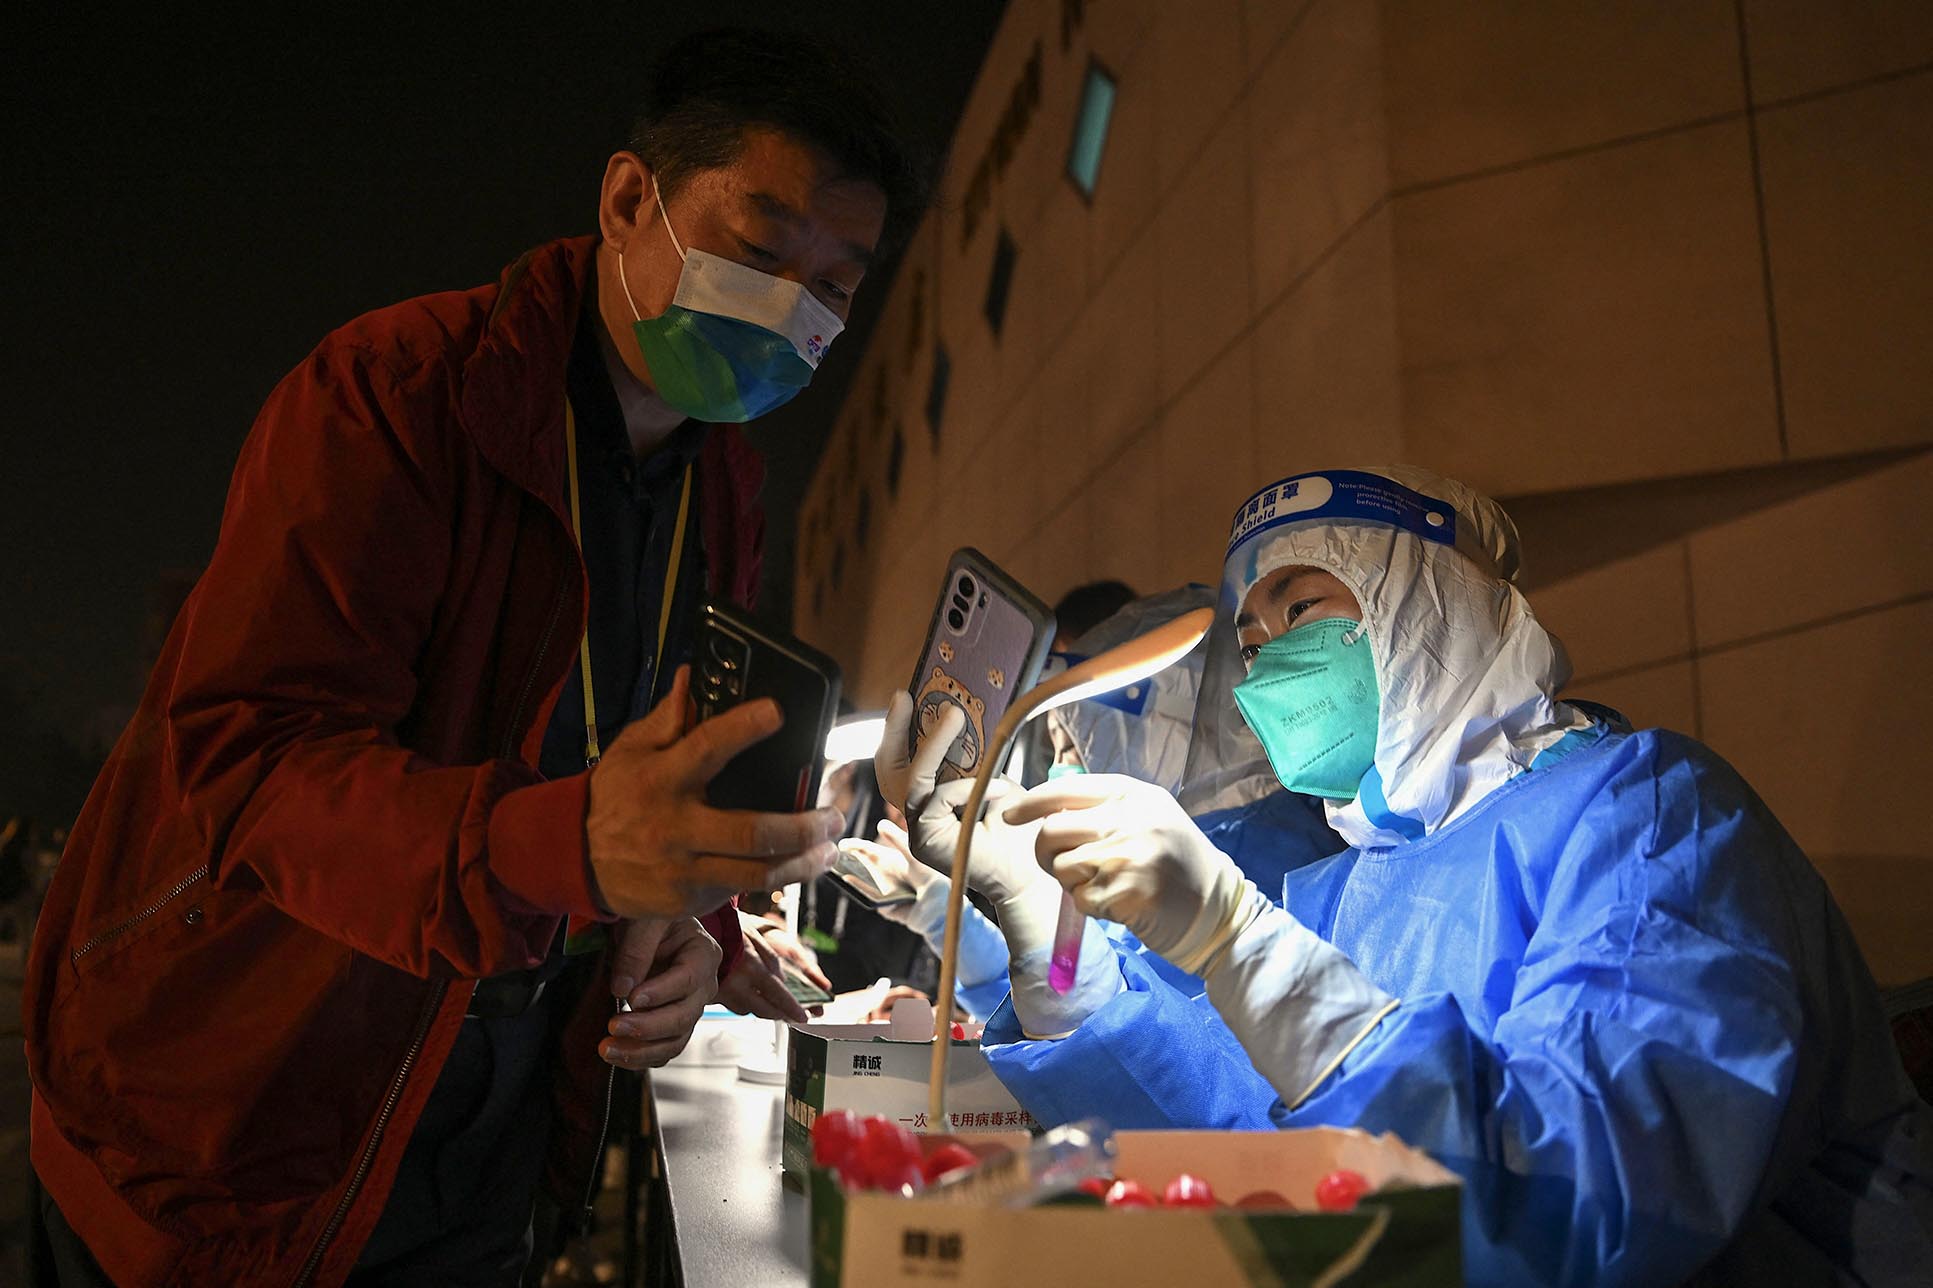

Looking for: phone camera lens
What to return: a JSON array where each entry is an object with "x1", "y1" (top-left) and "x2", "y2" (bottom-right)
[
  {"x1": 957, "y1": 574, "x2": 977, "y2": 598},
  {"x1": 947, "y1": 607, "x2": 966, "y2": 631}
]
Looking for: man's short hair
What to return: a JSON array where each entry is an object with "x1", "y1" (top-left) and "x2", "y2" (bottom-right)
[{"x1": 628, "y1": 27, "x2": 929, "y2": 249}]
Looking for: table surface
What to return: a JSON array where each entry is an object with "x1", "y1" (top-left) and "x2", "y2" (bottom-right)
[{"x1": 650, "y1": 1061, "x2": 811, "y2": 1286}]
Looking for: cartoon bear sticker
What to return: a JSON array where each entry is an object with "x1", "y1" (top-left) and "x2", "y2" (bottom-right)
[{"x1": 915, "y1": 666, "x2": 987, "y2": 778}]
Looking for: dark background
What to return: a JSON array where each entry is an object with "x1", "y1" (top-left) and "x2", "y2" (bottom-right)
[{"x1": 0, "y1": 3, "x2": 1004, "y2": 823}]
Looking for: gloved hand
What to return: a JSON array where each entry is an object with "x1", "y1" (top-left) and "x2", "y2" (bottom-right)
[
  {"x1": 1007, "y1": 773, "x2": 1397, "y2": 1101},
  {"x1": 840, "y1": 819, "x2": 1010, "y2": 990},
  {"x1": 873, "y1": 689, "x2": 964, "y2": 816},
  {"x1": 906, "y1": 776, "x2": 1045, "y2": 905},
  {"x1": 1003, "y1": 773, "x2": 1264, "y2": 976},
  {"x1": 901, "y1": 723, "x2": 1122, "y2": 1039},
  {"x1": 838, "y1": 818, "x2": 946, "y2": 933}
]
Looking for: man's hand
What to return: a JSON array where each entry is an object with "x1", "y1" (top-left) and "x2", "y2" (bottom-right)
[
  {"x1": 738, "y1": 909, "x2": 832, "y2": 994},
  {"x1": 716, "y1": 938, "x2": 813, "y2": 1024},
  {"x1": 600, "y1": 917, "x2": 721, "y2": 1070},
  {"x1": 587, "y1": 666, "x2": 845, "y2": 919}
]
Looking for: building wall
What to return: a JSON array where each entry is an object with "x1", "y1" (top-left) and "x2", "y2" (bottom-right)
[{"x1": 797, "y1": 0, "x2": 1933, "y2": 984}]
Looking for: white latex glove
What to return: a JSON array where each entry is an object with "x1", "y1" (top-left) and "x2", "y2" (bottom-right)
[
  {"x1": 873, "y1": 689, "x2": 963, "y2": 816},
  {"x1": 912, "y1": 765, "x2": 1128, "y2": 1036},
  {"x1": 841, "y1": 819, "x2": 1010, "y2": 988},
  {"x1": 1202, "y1": 903, "x2": 1399, "y2": 1109},
  {"x1": 906, "y1": 735, "x2": 1122, "y2": 1038},
  {"x1": 837, "y1": 820, "x2": 945, "y2": 932},
  {"x1": 1009, "y1": 773, "x2": 1397, "y2": 1093},
  {"x1": 907, "y1": 776, "x2": 1044, "y2": 906},
  {"x1": 1004, "y1": 773, "x2": 1264, "y2": 976}
]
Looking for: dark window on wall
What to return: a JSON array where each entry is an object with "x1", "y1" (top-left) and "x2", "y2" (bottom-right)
[
  {"x1": 926, "y1": 342, "x2": 951, "y2": 446},
  {"x1": 888, "y1": 422, "x2": 905, "y2": 496},
  {"x1": 984, "y1": 227, "x2": 1017, "y2": 336},
  {"x1": 1066, "y1": 60, "x2": 1117, "y2": 199}
]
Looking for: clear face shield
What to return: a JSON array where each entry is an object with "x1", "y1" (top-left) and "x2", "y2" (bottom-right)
[
  {"x1": 1050, "y1": 585, "x2": 1219, "y2": 795},
  {"x1": 1176, "y1": 583, "x2": 1281, "y2": 817}
]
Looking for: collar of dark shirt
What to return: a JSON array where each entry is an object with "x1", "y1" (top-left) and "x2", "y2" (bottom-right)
[
  {"x1": 581, "y1": 274, "x2": 691, "y2": 461},
  {"x1": 568, "y1": 295, "x2": 707, "y2": 495}
]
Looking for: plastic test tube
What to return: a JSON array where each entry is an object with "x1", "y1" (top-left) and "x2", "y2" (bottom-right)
[{"x1": 1048, "y1": 888, "x2": 1084, "y2": 994}]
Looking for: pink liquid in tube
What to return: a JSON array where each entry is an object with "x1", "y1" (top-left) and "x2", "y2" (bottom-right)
[{"x1": 1048, "y1": 889, "x2": 1083, "y2": 994}]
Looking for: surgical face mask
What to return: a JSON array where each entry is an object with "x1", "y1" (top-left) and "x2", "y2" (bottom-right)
[
  {"x1": 1231, "y1": 618, "x2": 1379, "y2": 801},
  {"x1": 1046, "y1": 761, "x2": 1087, "y2": 780},
  {"x1": 619, "y1": 180, "x2": 845, "y2": 423}
]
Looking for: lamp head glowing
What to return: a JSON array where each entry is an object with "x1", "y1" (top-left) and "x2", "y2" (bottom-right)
[{"x1": 1019, "y1": 607, "x2": 1213, "y2": 726}]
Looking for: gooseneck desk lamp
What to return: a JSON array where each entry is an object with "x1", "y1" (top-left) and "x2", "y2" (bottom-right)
[{"x1": 926, "y1": 607, "x2": 1215, "y2": 1126}]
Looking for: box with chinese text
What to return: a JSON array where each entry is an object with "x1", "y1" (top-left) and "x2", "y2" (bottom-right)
[
  {"x1": 809, "y1": 1127, "x2": 1462, "y2": 1286},
  {"x1": 781, "y1": 1022, "x2": 1032, "y2": 1182}
]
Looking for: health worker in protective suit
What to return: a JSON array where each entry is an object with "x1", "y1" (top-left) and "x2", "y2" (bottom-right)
[
  {"x1": 846, "y1": 588, "x2": 1340, "y2": 1021},
  {"x1": 908, "y1": 467, "x2": 1932, "y2": 1286}
]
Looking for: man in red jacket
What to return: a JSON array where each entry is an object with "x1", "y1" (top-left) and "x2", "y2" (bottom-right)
[{"x1": 24, "y1": 27, "x2": 924, "y2": 1287}]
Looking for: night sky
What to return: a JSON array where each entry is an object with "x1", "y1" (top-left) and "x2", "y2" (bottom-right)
[{"x1": 1, "y1": 4, "x2": 1003, "y2": 820}]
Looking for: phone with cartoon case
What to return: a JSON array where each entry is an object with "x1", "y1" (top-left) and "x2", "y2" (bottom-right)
[{"x1": 904, "y1": 549, "x2": 1054, "y2": 784}]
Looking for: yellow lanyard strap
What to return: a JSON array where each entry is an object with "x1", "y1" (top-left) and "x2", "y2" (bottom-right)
[{"x1": 563, "y1": 399, "x2": 694, "y2": 767}]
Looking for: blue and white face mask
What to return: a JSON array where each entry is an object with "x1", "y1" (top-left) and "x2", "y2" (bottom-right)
[{"x1": 620, "y1": 179, "x2": 845, "y2": 423}]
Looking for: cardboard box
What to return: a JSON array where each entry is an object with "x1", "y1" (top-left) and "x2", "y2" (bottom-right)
[
  {"x1": 809, "y1": 1127, "x2": 1463, "y2": 1287},
  {"x1": 782, "y1": 1023, "x2": 1034, "y2": 1181}
]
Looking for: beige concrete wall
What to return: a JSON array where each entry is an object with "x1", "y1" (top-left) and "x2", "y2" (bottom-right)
[
  {"x1": 797, "y1": 1, "x2": 1933, "y2": 981},
  {"x1": 1530, "y1": 451, "x2": 1933, "y2": 986}
]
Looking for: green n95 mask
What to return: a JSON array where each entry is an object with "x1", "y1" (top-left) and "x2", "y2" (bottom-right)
[
  {"x1": 619, "y1": 179, "x2": 844, "y2": 423},
  {"x1": 1232, "y1": 618, "x2": 1380, "y2": 800}
]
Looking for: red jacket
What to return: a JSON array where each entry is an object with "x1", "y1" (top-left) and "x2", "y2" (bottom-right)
[{"x1": 24, "y1": 236, "x2": 762, "y2": 1287}]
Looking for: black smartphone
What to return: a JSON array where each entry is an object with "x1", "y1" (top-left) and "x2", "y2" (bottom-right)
[
  {"x1": 694, "y1": 602, "x2": 842, "y2": 814},
  {"x1": 905, "y1": 549, "x2": 1054, "y2": 784},
  {"x1": 779, "y1": 957, "x2": 835, "y2": 1007}
]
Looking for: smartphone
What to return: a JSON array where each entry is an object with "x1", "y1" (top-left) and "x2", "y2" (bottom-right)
[
  {"x1": 779, "y1": 957, "x2": 835, "y2": 1007},
  {"x1": 694, "y1": 602, "x2": 842, "y2": 814},
  {"x1": 905, "y1": 549, "x2": 1054, "y2": 784},
  {"x1": 828, "y1": 843, "x2": 920, "y2": 910}
]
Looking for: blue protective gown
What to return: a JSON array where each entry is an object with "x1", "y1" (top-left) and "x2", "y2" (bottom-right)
[
  {"x1": 952, "y1": 901, "x2": 1016, "y2": 1022},
  {"x1": 984, "y1": 727, "x2": 1933, "y2": 1285},
  {"x1": 1194, "y1": 786, "x2": 1342, "y2": 900}
]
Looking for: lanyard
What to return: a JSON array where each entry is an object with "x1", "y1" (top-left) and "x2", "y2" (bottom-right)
[{"x1": 563, "y1": 397, "x2": 694, "y2": 768}]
